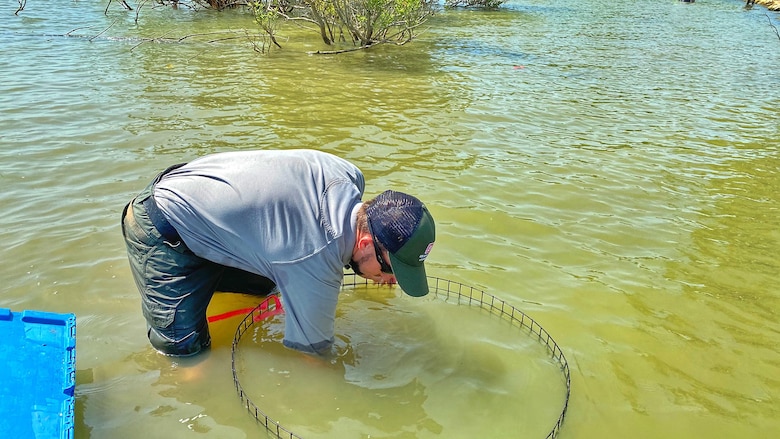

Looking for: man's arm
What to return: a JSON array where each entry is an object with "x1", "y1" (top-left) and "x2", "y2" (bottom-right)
[{"x1": 275, "y1": 264, "x2": 342, "y2": 355}]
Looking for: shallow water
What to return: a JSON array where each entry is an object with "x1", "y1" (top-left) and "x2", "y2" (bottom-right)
[
  {"x1": 1, "y1": 0, "x2": 779, "y2": 438},
  {"x1": 235, "y1": 284, "x2": 566, "y2": 439}
]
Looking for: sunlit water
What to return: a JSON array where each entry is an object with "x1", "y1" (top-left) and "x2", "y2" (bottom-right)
[
  {"x1": 1, "y1": 0, "x2": 778, "y2": 438},
  {"x1": 235, "y1": 284, "x2": 565, "y2": 439}
]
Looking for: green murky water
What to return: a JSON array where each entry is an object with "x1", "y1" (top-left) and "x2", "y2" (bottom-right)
[{"x1": 1, "y1": 0, "x2": 778, "y2": 438}]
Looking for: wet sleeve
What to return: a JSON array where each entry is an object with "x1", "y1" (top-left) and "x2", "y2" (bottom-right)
[{"x1": 275, "y1": 265, "x2": 342, "y2": 355}]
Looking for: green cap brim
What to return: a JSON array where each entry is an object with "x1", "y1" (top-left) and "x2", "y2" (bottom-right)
[
  {"x1": 388, "y1": 252, "x2": 429, "y2": 297},
  {"x1": 386, "y1": 207, "x2": 435, "y2": 297}
]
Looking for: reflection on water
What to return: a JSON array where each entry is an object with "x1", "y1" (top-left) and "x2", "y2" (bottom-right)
[{"x1": 1, "y1": 0, "x2": 779, "y2": 438}]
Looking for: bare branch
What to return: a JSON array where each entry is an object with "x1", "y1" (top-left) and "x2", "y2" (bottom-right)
[
  {"x1": 129, "y1": 29, "x2": 179, "y2": 52},
  {"x1": 768, "y1": 14, "x2": 780, "y2": 41},
  {"x1": 308, "y1": 43, "x2": 373, "y2": 55},
  {"x1": 15, "y1": 0, "x2": 27, "y2": 15},
  {"x1": 176, "y1": 31, "x2": 242, "y2": 42},
  {"x1": 89, "y1": 20, "x2": 118, "y2": 42}
]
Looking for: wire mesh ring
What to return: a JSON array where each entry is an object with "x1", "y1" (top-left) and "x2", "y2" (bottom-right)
[{"x1": 231, "y1": 274, "x2": 571, "y2": 439}]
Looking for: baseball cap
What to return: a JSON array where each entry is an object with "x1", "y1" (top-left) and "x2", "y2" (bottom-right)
[{"x1": 366, "y1": 190, "x2": 436, "y2": 297}]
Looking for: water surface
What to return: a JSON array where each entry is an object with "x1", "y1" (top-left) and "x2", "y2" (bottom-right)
[{"x1": 1, "y1": 0, "x2": 778, "y2": 438}]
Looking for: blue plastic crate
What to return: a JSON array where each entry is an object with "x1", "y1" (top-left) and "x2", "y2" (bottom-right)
[{"x1": 0, "y1": 308, "x2": 76, "y2": 439}]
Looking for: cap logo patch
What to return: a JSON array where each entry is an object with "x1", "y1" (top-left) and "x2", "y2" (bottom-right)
[{"x1": 419, "y1": 242, "x2": 434, "y2": 262}]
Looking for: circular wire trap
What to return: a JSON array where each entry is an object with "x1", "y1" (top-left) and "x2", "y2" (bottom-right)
[{"x1": 231, "y1": 274, "x2": 571, "y2": 439}]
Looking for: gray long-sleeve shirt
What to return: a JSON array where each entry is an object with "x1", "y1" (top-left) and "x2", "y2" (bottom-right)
[{"x1": 153, "y1": 149, "x2": 365, "y2": 353}]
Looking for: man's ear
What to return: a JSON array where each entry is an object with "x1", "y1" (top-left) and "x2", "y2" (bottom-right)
[{"x1": 356, "y1": 232, "x2": 374, "y2": 250}]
